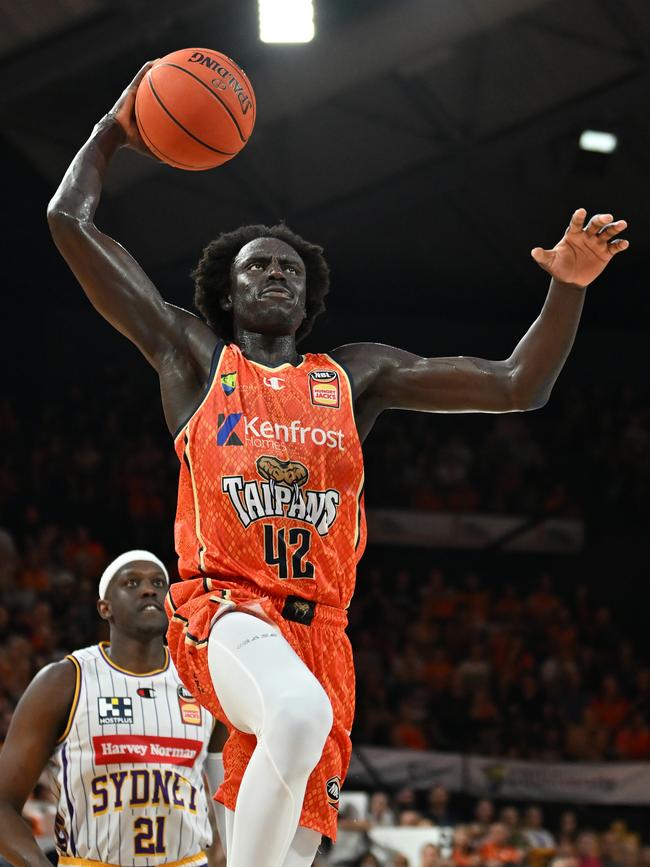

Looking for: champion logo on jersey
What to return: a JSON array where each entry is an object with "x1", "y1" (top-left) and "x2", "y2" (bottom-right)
[
  {"x1": 136, "y1": 687, "x2": 156, "y2": 699},
  {"x1": 309, "y1": 370, "x2": 340, "y2": 408},
  {"x1": 98, "y1": 696, "x2": 133, "y2": 725},
  {"x1": 263, "y1": 376, "x2": 285, "y2": 390},
  {"x1": 221, "y1": 372, "x2": 237, "y2": 395},
  {"x1": 326, "y1": 775, "x2": 341, "y2": 809}
]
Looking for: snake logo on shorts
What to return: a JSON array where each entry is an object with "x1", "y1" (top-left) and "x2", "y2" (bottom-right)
[{"x1": 326, "y1": 775, "x2": 341, "y2": 809}]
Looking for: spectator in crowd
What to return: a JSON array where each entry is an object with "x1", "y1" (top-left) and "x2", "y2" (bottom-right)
[
  {"x1": 499, "y1": 808, "x2": 527, "y2": 849},
  {"x1": 419, "y1": 844, "x2": 442, "y2": 867},
  {"x1": 614, "y1": 712, "x2": 650, "y2": 760},
  {"x1": 452, "y1": 826, "x2": 480, "y2": 867},
  {"x1": 427, "y1": 786, "x2": 457, "y2": 827},
  {"x1": 353, "y1": 855, "x2": 382, "y2": 867},
  {"x1": 370, "y1": 792, "x2": 397, "y2": 827},
  {"x1": 479, "y1": 823, "x2": 525, "y2": 866},
  {"x1": 472, "y1": 800, "x2": 495, "y2": 843},
  {"x1": 577, "y1": 832, "x2": 603, "y2": 867},
  {"x1": 522, "y1": 806, "x2": 556, "y2": 849},
  {"x1": 557, "y1": 811, "x2": 580, "y2": 847}
]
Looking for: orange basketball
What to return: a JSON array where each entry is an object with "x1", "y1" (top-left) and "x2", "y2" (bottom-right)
[{"x1": 135, "y1": 48, "x2": 256, "y2": 171}]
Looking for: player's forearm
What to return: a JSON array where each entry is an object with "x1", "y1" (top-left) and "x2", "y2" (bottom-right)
[
  {"x1": 47, "y1": 116, "x2": 124, "y2": 225},
  {"x1": 0, "y1": 803, "x2": 52, "y2": 867},
  {"x1": 508, "y1": 277, "x2": 586, "y2": 409}
]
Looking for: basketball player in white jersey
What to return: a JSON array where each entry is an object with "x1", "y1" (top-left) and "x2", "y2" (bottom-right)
[{"x1": 0, "y1": 551, "x2": 225, "y2": 867}]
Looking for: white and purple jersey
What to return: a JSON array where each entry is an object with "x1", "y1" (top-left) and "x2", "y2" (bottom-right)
[{"x1": 47, "y1": 643, "x2": 213, "y2": 867}]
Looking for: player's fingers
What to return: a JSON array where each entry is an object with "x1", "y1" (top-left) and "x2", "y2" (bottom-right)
[
  {"x1": 127, "y1": 60, "x2": 158, "y2": 90},
  {"x1": 567, "y1": 208, "x2": 587, "y2": 234},
  {"x1": 584, "y1": 213, "x2": 614, "y2": 237},
  {"x1": 531, "y1": 247, "x2": 554, "y2": 268},
  {"x1": 598, "y1": 219, "x2": 627, "y2": 239},
  {"x1": 607, "y1": 238, "x2": 630, "y2": 255}
]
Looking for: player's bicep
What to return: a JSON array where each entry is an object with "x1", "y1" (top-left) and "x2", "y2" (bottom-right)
[
  {"x1": 363, "y1": 344, "x2": 518, "y2": 413},
  {"x1": 0, "y1": 660, "x2": 77, "y2": 809}
]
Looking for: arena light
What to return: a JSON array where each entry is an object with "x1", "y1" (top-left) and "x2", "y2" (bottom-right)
[
  {"x1": 258, "y1": 0, "x2": 315, "y2": 43},
  {"x1": 579, "y1": 129, "x2": 618, "y2": 154}
]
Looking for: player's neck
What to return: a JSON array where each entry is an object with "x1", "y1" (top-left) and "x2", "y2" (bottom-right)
[
  {"x1": 235, "y1": 329, "x2": 300, "y2": 368},
  {"x1": 105, "y1": 634, "x2": 167, "y2": 674}
]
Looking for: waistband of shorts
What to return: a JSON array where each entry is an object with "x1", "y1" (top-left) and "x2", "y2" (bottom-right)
[
  {"x1": 58, "y1": 853, "x2": 207, "y2": 867},
  {"x1": 201, "y1": 575, "x2": 348, "y2": 628}
]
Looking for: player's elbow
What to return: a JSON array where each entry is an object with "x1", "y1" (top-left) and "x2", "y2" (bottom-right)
[
  {"x1": 507, "y1": 372, "x2": 550, "y2": 411},
  {"x1": 510, "y1": 385, "x2": 550, "y2": 412},
  {"x1": 46, "y1": 200, "x2": 81, "y2": 235}
]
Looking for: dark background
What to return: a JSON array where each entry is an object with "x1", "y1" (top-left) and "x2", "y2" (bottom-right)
[
  {"x1": 2, "y1": 0, "x2": 648, "y2": 602},
  {"x1": 1, "y1": 1, "x2": 650, "y2": 844}
]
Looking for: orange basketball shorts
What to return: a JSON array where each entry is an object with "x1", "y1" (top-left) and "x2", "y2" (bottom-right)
[{"x1": 165, "y1": 577, "x2": 355, "y2": 840}]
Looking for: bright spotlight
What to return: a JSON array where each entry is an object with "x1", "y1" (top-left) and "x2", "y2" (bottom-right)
[
  {"x1": 259, "y1": 0, "x2": 315, "y2": 43},
  {"x1": 579, "y1": 130, "x2": 618, "y2": 154}
]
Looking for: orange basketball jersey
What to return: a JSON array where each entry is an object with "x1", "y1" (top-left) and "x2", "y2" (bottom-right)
[{"x1": 174, "y1": 342, "x2": 366, "y2": 608}]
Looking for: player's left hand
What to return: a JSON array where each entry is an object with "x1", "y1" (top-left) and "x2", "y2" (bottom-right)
[{"x1": 531, "y1": 209, "x2": 629, "y2": 288}]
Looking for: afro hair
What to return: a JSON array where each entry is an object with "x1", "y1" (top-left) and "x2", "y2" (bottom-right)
[{"x1": 192, "y1": 223, "x2": 330, "y2": 345}]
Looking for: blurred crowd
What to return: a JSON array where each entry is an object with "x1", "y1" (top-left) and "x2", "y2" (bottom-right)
[
  {"x1": 2, "y1": 374, "x2": 650, "y2": 552},
  {"x1": 363, "y1": 384, "x2": 650, "y2": 529},
  {"x1": 316, "y1": 789, "x2": 650, "y2": 866},
  {"x1": 1, "y1": 375, "x2": 650, "y2": 759},
  {"x1": 348, "y1": 566, "x2": 650, "y2": 760}
]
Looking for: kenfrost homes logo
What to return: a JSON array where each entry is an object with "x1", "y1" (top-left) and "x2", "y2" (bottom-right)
[
  {"x1": 216, "y1": 413, "x2": 345, "y2": 451},
  {"x1": 222, "y1": 455, "x2": 340, "y2": 536}
]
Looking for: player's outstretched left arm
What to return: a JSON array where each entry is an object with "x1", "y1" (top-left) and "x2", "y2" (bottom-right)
[{"x1": 334, "y1": 210, "x2": 628, "y2": 437}]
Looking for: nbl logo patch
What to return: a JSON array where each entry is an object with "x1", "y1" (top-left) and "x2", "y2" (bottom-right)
[
  {"x1": 98, "y1": 696, "x2": 133, "y2": 725},
  {"x1": 178, "y1": 684, "x2": 202, "y2": 726},
  {"x1": 326, "y1": 775, "x2": 341, "y2": 810},
  {"x1": 309, "y1": 371, "x2": 340, "y2": 409}
]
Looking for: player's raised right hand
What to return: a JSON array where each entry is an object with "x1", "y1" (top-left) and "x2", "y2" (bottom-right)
[{"x1": 105, "y1": 61, "x2": 158, "y2": 158}]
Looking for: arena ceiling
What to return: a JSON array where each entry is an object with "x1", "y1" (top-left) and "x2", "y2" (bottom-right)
[{"x1": 1, "y1": 0, "x2": 649, "y2": 349}]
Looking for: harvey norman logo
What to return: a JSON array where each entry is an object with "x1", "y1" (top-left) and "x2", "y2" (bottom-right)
[
  {"x1": 92, "y1": 735, "x2": 203, "y2": 768},
  {"x1": 217, "y1": 413, "x2": 345, "y2": 451}
]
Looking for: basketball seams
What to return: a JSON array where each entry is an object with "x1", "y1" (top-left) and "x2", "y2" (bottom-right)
[
  {"x1": 147, "y1": 73, "x2": 237, "y2": 157},
  {"x1": 158, "y1": 62, "x2": 253, "y2": 143},
  {"x1": 136, "y1": 97, "x2": 220, "y2": 171}
]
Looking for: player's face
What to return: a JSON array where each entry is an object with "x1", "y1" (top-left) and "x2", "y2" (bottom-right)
[
  {"x1": 227, "y1": 238, "x2": 307, "y2": 337},
  {"x1": 99, "y1": 561, "x2": 168, "y2": 639}
]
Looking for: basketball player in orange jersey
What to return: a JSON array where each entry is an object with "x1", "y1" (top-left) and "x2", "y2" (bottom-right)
[
  {"x1": 47, "y1": 63, "x2": 629, "y2": 867},
  {"x1": 0, "y1": 551, "x2": 226, "y2": 867}
]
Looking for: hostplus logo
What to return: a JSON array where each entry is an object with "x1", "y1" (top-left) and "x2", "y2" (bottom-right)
[{"x1": 216, "y1": 413, "x2": 345, "y2": 451}]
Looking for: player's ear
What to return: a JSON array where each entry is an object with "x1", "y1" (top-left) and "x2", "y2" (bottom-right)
[
  {"x1": 97, "y1": 598, "x2": 111, "y2": 622},
  {"x1": 220, "y1": 292, "x2": 233, "y2": 312}
]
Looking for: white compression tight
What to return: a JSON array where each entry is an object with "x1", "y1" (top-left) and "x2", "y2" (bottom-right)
[{"x1": 207, "y1": 611, "x2": 332, "y2": 867}]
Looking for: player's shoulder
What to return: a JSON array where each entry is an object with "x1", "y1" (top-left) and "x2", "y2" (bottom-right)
[
  {"x1": 66, "y1": 643, "x2": 102, "y2": 666},
  {"x1": 328, "y1": 342, "x2": 394, "y2": 399},
  {"x1": 20, "y1": 655, "x2": 79, "y2": 711}
]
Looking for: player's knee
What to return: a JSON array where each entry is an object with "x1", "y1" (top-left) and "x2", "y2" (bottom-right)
[{"x1": 266, "y1": 683, "x2": 333, "y2": 776}]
